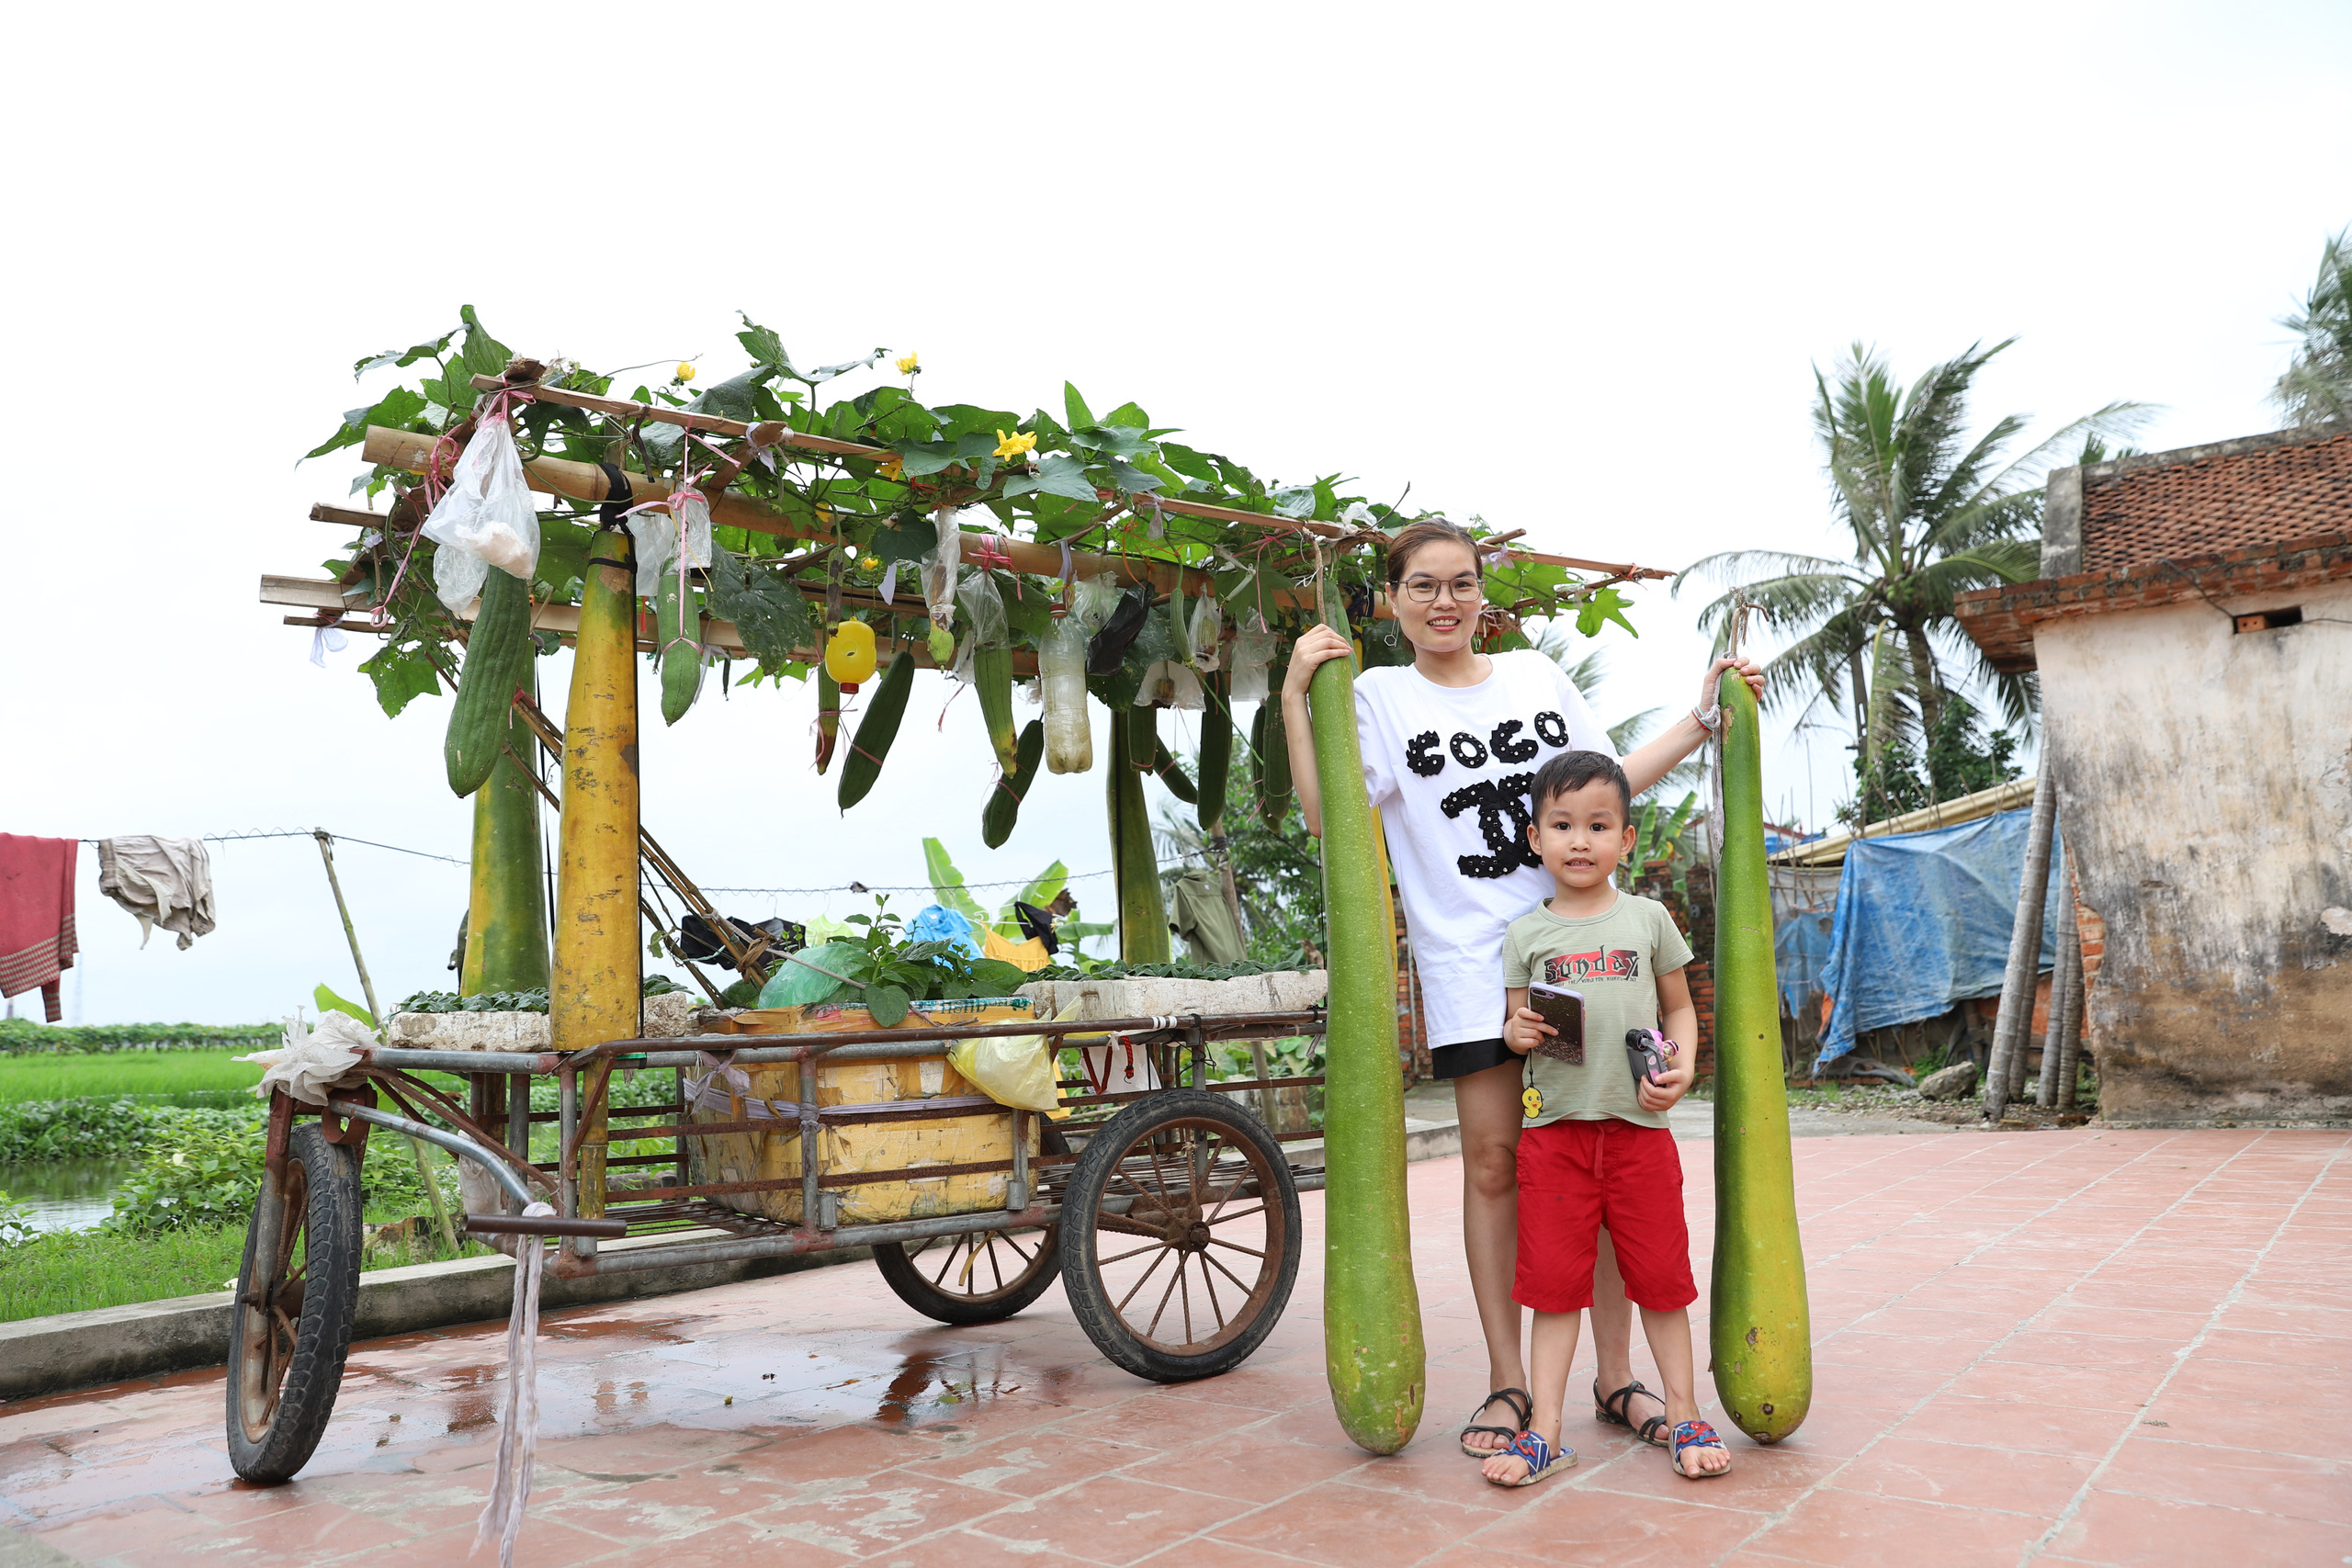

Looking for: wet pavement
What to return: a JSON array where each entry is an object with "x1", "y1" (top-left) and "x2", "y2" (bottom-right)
[{"x1": 3, "y1": 1127, "x2": 2346, "y2": 1567}]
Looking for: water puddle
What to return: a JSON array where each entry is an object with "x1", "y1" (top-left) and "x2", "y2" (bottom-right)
[{"x1": 0, "y1": 1159, "x2": 130, "y2": 1233}]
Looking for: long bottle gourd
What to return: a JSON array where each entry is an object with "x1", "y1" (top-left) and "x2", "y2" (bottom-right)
[
  {"x1": 656, "y1": 570, "x2": 703, "y2": 727},
  {"x1": 975, "y1": 645, "x2": 1018, "y2": 773},
  {"x1": 460, "y1": 665, "x2": 550, "y2": 997},
  {"x1": 1107, "y1": 712, "x2": 1170, "y2": 963},
  {"x1": 982, "y1": 720, "x2": 1045, "y2": 849},
  {"x1": 1196, "y1": 671, "x2": 1233, "y2": 832},
  {"x1": 1710, "y1": 667, "x2": 1811, "y2": 1443},
  {"x1": 1307, "y1": 608, "x2": 1424, "y2": 1455},
  {"x1": 837, "y1": 649, "x2": 916, "y2": 810}
]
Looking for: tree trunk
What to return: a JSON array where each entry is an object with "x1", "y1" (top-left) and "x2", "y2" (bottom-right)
[
  {"x1": 1983, "y1": 771, "x2": 2058, "y2": 1121},
  {"x1": 1846, "y1": 643, "x2": 1870, "y2": 764},
  {"x1": 2036, "y1": 907, "x2": 2082, "y2": 1108},
  {"x1": 1901, "y1": 620, "x2": 1943, "y2": 755}
]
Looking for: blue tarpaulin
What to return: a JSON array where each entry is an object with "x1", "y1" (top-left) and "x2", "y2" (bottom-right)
[{"x1": 1816, "y1": 807, "x2": 2065, "y2": 1065}]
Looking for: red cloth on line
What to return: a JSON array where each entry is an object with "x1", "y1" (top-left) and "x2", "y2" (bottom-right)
[{"x1": 0, "y1": 835, "x2": 77, "y2": 1023}]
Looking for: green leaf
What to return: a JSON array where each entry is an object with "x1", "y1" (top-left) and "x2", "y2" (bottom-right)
[
  {"x1": 1101, "y1": 401, "x2": 1150, "y2": 429},
  {"x1": 1017, "y1": 860, "x2": 1069, "y2": 912},
  {"x1": 305, "y1": 385, "x2": 430, "y2": 461},
  {"x1": 869, "y1": 515, "x2": 934, "y2": 566},
  {"x1": 357, "y1": 640, "x2": 443, "y2": 717},
  {"x1": 354, "y1": 326, "x2": 458, "y2": 380},
  {"x1": 893, "y1": 440, "x2": 962, "y2": 479},
  {"x1": 1105, "y1": 459, "x2": 1163, "y2": 494},
  {"x1": 313, "y1": 983, "x2": 375, "y2": 1026},
  {"x1": 865, "y1": 983, "x2": 910, "y2": 1028},
  {"x1": 707, "y1": 545, "x2": 816, "y2": 669},
  {"x1": 1575, "y1": 584, "x2": 1639, "y2": 638},
  {"x1": 968, "y1": 958, "x2": 1030, "y2": 997},
  {"x1": 1063, "y1": 383, "x2": 1095, "y2": 430},
  {"x1": 457, "y1": 304, "x2": 511, "y2": 380},
  {"x1": 921, "y1": 838, "x2": 992, "y2": 923},
  {"x1": 1035, "y1": 454, "x2": 1101, "y2": 502}
]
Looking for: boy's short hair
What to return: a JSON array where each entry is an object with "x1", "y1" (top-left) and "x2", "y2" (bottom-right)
[{"x1": 1531, "y1": 750, "x2": 1633, "y2": 820}]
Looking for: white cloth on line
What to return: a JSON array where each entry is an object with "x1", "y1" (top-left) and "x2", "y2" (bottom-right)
[{"x1": 96, "y1": 836, "x2": 215, "y2": 951}]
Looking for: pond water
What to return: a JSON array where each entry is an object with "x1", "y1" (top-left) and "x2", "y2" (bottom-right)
[{"x1": 1, "y1": 1160, "x2": 130, "y2": 1234}]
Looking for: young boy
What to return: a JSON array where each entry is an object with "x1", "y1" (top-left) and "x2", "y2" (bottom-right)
[{"x1": 1478, "y1": 750, "x2": 1733, "y2": 1486}]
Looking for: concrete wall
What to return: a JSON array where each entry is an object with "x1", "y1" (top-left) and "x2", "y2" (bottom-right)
[{"x1": 2037, "y1": 583, "x2": 2352, "y2": 1123}]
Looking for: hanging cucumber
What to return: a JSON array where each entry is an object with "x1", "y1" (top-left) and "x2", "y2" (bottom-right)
[
  {"x1": 838, "y1": 648, "x2": 917, "y2": 811},
  {"x1": 1258, "y1": 690, "x2": 1294, "y2": 827},
  {"x1": 1307, "y1": 601, "x2": 1423, "y2": 1456},
  {"x1": 656, "y1": 570, "x2": 703, "y2": 728},
  {"x1": 815, "y1": 668, "x2": 840, "y2": 774},
  {"x1": 975, "y1": 645, "x2": 1018, "y2": 773},
  {"x1": 1150, "y1": 738, "x2": 1198, "y2": 804},
  {"x1": 1108, "y1": 712, "x2": 1170, "y2": 963},
  {"x1": 983, "y1": 719, "x2": 1045, "y2": 849},
  {"x1": 445, "y1": 569, "x2": 536, "y2": 797},
  {"x1": 1711, "y1": 667, "x2": 1812, "y2": 1444},
  {"x1": 1197, "y1": 671, "x2": 1232, "y2": 832}
]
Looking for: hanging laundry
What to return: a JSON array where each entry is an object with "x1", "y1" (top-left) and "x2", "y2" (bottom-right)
[
  {"x1": 96, "y1": 836, "x2": 216, "y2": 951},
  {"x1": 1166, "y1": 865, "x2": 1245, "y2": 964},
  {"x1": 1012, "y1": 900, "x2": 1061, "y2": 955},
  {"x1": 0, "y1": 835, "x2": 77, "y2": 1022}
]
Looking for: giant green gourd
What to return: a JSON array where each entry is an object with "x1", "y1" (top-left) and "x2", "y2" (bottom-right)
[
  {"x1": 982, "y1": 719, "x2": 1044, "y2": 849},
  {"x1": 1308, "y1": 611, "x2": 1424, "y2": 1456},
  {"x1": 815, "y1": 668, "x2": 840, "y2": 774},
  {"x1": 1108, "y1": 711, "x2": 1170, "y2": 962},
  {"x1": 1711, "y1": 668, "x2": 1812, "y2": 1443},
  {"x1": 657, "y1": 570, "x2": 703, "y2": 727},
  {"x1": 445, "y1": 569, "x2": 536, "y2": 797},
  {"x1": 1256, "y1": 695, "x2": 1293, "y2": 827},
  {"x1": 975, "y1": 646, "x2": 1018, "y2": 773},
  {"x1": 837, "y1": 649, "x2": 916, "y2": 811},
  {"x1": 460, "y1": 668, "x2": 550, "y2": 997},
  {"x1": 1196, "y1": 671, "x2": 1232, "y2": 833}
]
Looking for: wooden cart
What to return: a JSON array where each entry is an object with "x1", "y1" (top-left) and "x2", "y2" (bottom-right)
[{"x1": 226, "y1": 1004, "x2": 1328, "y2": 1483}]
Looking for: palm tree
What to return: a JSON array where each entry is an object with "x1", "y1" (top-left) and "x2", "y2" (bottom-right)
[
  {"x1": 2275, "y1": 227, "x2": 2352, "y2": 428},
  {"x1": 1678, "y1": 340, "x2": 2145, "y2": 781}
]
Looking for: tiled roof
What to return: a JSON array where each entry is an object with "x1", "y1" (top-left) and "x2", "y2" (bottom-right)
[{"x1": 2077, "y1": 424, "x2": 2352, "y2": 573}]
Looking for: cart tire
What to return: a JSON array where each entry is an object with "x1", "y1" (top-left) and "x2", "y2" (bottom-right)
[
  {"x1": 1059, "y1": 1089, "x2": 1301, "y2": 1382},
  {"x1": 225, "y1": 1122, "x2": 363, "y2": 1483},
  {"x1": 871, "y1": 1124, "x2": 1069, "y2": 1325}
]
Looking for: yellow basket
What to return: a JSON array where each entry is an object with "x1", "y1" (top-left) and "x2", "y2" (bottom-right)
[{"x1": 685, "y1": 998, "x2": 1038, "y2": 1226}]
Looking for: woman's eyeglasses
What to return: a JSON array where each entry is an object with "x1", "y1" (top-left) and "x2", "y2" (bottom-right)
[{"x1": 1398, "y1": 575, "x2": 1485, "y2": 605}]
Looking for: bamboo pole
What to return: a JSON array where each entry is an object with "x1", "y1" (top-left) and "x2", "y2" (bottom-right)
[
  {"x1": 552, "y1": 527, "x2": 641, "y2": 1228},
  {"x1": 1982, "y1": 771, "x2": 2058, "y2": 1121},
  {"x1": 2035, "y1": 909, "x2": 2083, "y2": 1109}
]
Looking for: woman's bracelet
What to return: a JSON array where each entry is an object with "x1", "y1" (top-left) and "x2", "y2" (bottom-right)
[{"x1": 1690, "y1": 703, "x2": 1723, "y2": 739}]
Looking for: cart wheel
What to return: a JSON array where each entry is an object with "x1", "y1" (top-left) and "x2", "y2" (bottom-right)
[
  {"x1": 226, "y1": 1122, "x2": 363, "y2": 1483},
  {"x1": 1059, "y1": 1088, "x2": 1301, "y2": 1382},
  {"x1": 871, "y1": 1123, "x2": 1069, "y2": 1325}
]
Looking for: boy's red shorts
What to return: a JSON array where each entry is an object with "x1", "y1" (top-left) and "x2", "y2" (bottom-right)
[{"x1": 1513, "y1": 1118, "x2": 1696, "y2": 1314}]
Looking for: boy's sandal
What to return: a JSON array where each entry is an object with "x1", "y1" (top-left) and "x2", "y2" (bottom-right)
[
  {"x1": 1458, "y1": 1387, "x2": 1533, "y2": 1458},
  {"x1": 1484, "y1": 1429, "x2": 1576, "y2": 1488},
  {"x1": 1593, "y1": 1378, "x2": 1672, "y2": 1449},
  {"x1": 1671, "y1": 1419, "x2": 1732, "y2": 1479}
]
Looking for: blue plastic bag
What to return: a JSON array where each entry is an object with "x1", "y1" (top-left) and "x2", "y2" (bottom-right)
[{"x1": 907, "y1": 905, "x2": 983, "y2": 959}]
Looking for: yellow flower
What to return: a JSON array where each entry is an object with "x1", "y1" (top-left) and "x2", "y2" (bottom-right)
[
  {"x1": 674, "y1": 361, "x2": 695, "y2": 383},
  {"x1": 993, "y1": 428, "x2": 1037, "y2": 461},
  {"x1": 895, "y1": 351, "x2": 920, "y2": 376},
  {"x1": 860, "y1": 554, "x2": 881, "y2": 571},
  {"x1": 877, "y1": 455, "x2": 904, "y2": 480}
]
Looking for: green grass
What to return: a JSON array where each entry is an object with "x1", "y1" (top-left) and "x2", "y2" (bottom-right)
[
  {"x1": 0, "y1": 1220, "x2": 492, "y2": 1323},
  {"x1": 0, "y1": 1050, "x2": 263, "y2": 1107}
]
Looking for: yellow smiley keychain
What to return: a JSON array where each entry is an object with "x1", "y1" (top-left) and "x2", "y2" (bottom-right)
[{"x1": 1521, "y1": 1084, "x2": 1544, "y2": 1119}]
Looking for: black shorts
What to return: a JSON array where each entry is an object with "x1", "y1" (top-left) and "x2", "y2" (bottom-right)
[{"x1": 1430, "y1": 1037, "x2": 1519, "y2": 1080}]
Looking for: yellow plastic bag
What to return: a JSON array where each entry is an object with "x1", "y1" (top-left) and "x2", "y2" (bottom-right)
[{"x1": 947, "y1": 1027, "x2": 1061, "y2": 1113}]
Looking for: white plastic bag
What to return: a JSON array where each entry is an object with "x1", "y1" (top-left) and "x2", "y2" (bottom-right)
[
  {"x1": 1136, "y1": 661, "x2": 1204, "y2": 709},
  {"x1": 946, "y1": 1031, "x2": 1062, "y2": 1113},
  {"x1": 923, "y1": 508, "x2": 967, "y2": 632},
  {"x1": 956, "y1": 565, "x2": 1008, "y2": 648},
  {"x1": 1040, "y1": 615, "x2": 1092, "y2": 773},
  {"x1": 1230, "y1": 615, "x2": 1275, "y2": 703},
  {"x1": 423, "y1": 413, "x2": 540, "y2": 613},
  {"x1": 1187, "y1": 593, "x2": 1225, "y2": 671},
  {"x1": 628, "y1": 487, "x2": 711, "y2": 604},
  {"x1": 237, "y1": 1010, "x2": 375, "y2": 1103},
  {"x1": 1072, "y1": 571, "x2": 1122, "y2": 633}
]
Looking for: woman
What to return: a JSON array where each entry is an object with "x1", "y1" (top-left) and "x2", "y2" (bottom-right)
[{"x1": 1283, "y1": 518, "x2": 1760, "y2": 1457}]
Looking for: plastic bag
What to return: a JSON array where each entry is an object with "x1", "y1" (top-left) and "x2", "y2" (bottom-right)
[
  {"x1": 237, "y1": 1010, "x2": 375, "y2": 1103},
  {"x1": 922, "y1": 508, "x2": 967, "y2": 632},
  {"x1": 1071, "y1": 571, "x2": 1122, "y2": 633},
  {"x1": 1136, "y1": 661, "x2": 1204, "y2": 709},
  {"x1": 947, "y1": 1031, "x2": 1062, "y2": 1113},
  {"x1": 1040, "y1": 615, "x2": 1092, "y2": 773},
  {"x1": 908, "y1": 904, "x2": 983, "y2": 958},
  {"x1": 422, "y1": 412, "x2": 539, "y2": 614},
  {"x1": 757, "y1": 940, "x2": 865, "y2": 1008},
  {"x1": 956, "y1": 566, "x2": 1009, "y2": 648},
  {"x1": 1230, "y1": 615, "x2": 1275, "y2": 703},
  {"x1": 628, "y1": 489, "x2": 712, "y2": 604},
  {"x1": 1187, "y1": 592, "x2": 1224, "y2": 671}
]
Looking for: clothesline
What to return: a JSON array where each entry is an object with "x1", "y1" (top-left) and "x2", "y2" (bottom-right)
[{"x1": 68, "y1": 829, "x2": 1203, "y2": 896}]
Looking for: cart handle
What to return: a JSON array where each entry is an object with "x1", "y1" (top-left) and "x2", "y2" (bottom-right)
[
  {"x1": 463, "y1": 1213, "x2": 628, "y2": 1239},
  {"x1": 327, "y1": 1098, "x2": 536, "y2": 1210}
]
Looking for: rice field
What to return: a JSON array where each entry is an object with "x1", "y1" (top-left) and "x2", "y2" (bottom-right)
[{"x1": 0, "y1": 1049, "x2": 265, "y2": 1107}]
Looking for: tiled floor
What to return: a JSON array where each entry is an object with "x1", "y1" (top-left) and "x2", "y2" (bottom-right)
[{"x1": 3, "y1": 1127, "x2": 2346, "y2": 1566}]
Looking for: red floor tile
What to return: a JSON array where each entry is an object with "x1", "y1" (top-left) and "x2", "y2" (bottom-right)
[
  {"x1": 2097, "y1": 1433, "x2": 2350, "y2": 1525},
  {"x1": 2045, "y1": 1488, "x2": 2352, "y2": 1568},
  {"x1": 968, "y1": 1473, "x2": 1255, "y2": 1565},
  {"x1": 1747, "y1": 1487, "x2": 2052, "y2": 1565}
]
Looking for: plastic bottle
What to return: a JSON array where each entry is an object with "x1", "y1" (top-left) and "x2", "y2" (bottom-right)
[{"x1": 1040, "y1": 616, "x2": 1092, "y2": 773}]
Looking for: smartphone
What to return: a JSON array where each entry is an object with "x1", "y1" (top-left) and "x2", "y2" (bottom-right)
[
  {"x1": 1525, "y1": 984, "x2": 1585, "y2": 1064},
  {"x1": 1624, "y1": 1027, "x2": 1675, "y2": 1089}
]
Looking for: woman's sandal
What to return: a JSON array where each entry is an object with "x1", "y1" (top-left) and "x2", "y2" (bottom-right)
[
  {"x1": 1458, "y1": 1387, "x2": 1533, "y2": 1458},
  {"x1": 1593, "y1": 1378, "x2": 1671, "y2": 1449},
  {"x1": 1671, "y1": 1419, "x2": 1732, "y2": 1479},
  {"x1": 1483, "y1": 1429, "x2": 1576, "y2": 1488}
]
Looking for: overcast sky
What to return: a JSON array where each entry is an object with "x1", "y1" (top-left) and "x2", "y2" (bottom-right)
[{"x1": 5, "y1": 3, "x2": 2345, "y2": 1026}]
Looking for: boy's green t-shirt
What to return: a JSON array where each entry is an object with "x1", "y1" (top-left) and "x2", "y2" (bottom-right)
[{"x1": 1500, "y1": 891, "x2": 1693, "y2": 1130}]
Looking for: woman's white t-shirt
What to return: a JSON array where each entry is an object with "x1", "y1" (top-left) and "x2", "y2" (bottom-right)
[{"x1": 1354, "y1": 649, "x2": 1617, "y2": 1049}]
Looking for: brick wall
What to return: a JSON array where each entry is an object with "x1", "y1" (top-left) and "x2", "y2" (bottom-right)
[{"x1": 2079, "y1": 426, "x2": 2352, "y2": 572}]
